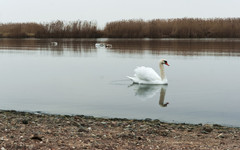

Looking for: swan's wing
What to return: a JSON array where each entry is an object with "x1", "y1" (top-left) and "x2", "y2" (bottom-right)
[{"x1": 134, "y1": 66, "x2": 161, "y2": 81}]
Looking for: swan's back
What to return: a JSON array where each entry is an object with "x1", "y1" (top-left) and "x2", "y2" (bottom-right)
[{"x1": 134, "y1": 66, "x2": 161, "y2": 81}]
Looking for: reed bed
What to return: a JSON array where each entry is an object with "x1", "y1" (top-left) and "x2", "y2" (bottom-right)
[
  {"x1": 1, "y1": 18, "x2": 240, "y2": 38},
  {"x1": 0, "y1": 20, "x2": 101, "y2": 38}
]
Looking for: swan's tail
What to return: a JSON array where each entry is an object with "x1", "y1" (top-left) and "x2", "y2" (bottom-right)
[
  {"x1": 126, "y1": 76, "x2": 134, "y2": 81},
  {"x1": 126, "y1": 76, "x2": 139, "y2": 84}
]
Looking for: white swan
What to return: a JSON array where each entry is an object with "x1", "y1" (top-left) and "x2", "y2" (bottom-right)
[{"x1": 127, "y1": 59, "x2": 169, "y2": 84}]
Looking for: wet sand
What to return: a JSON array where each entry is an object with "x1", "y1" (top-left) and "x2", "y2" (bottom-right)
[{"x1": 0, "y1": 110, "x2": 239, "y2": 149}]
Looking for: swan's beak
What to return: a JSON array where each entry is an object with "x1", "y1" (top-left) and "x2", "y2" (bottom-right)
[{"x1": 165, "y1": 63, "x2": 170, "y2": 66}]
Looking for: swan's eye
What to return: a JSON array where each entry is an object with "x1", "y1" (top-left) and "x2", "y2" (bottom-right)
[{"x1": 165, "y1": 61, "x2": 167, "y2": 64}]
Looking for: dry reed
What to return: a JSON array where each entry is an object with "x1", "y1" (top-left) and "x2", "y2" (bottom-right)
[{"x1": 1, "y1": 18, "x2": 240, "y2": 38}]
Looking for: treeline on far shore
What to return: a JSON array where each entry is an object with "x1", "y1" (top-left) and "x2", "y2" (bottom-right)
[{"x1": 1, "y1": 18, "x2": 240, "y2": 38}]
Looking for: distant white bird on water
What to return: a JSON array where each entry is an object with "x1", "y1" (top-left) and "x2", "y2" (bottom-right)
[
  {"x1": 50, "y1": 42, "x2": 58, "y2": 46},
  {"x1": 95, "y1": 43, "x2": 112, "y2": 48},
  {"x1": 127, "y1": 59, "x2": 170, "y2": 85}
]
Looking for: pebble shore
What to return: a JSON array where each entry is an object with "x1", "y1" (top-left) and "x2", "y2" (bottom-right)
[{"x1": 0, "y1": 110, "x2": 240, "y2": 149}]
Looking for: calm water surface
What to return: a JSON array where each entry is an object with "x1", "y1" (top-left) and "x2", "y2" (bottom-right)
[{"x1": 0, "y1": 38, "x2": 240, "y2": 127}]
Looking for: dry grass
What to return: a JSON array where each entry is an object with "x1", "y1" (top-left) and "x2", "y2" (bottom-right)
[
  {"x1": 104, "y1": 18, "x2": 240, "y2": 38},
  {"x1": 1, "y1": 18, "x2": 240, "y2": 38},
  {"x1": 0, "y1": 20, "x2": 101, "y2": 38}
]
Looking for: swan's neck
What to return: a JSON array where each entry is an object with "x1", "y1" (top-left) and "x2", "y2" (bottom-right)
[{"x1": 159, "y1": 63, "x2": 166, "y2": 80}]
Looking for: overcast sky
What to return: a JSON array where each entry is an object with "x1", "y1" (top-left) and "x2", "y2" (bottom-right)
[{"x1": 0, "y1": 0, "x2": 240, "y2": 27}]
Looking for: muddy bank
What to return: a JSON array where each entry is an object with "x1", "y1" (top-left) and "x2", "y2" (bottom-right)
[{"x1": 0, "y1": 110, "x2": 239, "y2": 149}]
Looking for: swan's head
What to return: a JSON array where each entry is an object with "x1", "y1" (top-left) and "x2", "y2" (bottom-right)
[{"x1": 160, "y1": 59, "x2": 170, "y2": 66}]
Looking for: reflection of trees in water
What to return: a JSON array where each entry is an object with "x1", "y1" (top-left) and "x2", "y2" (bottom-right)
[
  {"x1": 1, "y1": 39, "x2": 240, "y2": 56},
  {"x1": 105, "y1": 39, "x2": 240, "y2": 56},
  {"x1": 129, "y1": 84, "x2": 169, "y2": 107},
  {"x1": 0, "y1": 39, "x2": 98, "y2": 56}
]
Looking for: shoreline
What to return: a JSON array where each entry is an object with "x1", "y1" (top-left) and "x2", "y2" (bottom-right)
[{"x1": 1, "y1": 110, "x2": 239, "y2": 149}]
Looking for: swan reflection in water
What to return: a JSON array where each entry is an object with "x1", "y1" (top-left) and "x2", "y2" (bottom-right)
[{"x1": 129, "y1": 84, "x2": 169, "y2": 107}]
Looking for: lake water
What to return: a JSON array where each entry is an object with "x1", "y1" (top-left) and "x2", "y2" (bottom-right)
[{"x1": 0, "y1": 38, "x2": 240, "y2": 127}]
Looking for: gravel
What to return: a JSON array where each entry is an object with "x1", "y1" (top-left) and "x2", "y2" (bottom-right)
[{"x1": 0, "y1": 110, "x2": 239, "y2": 149}]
